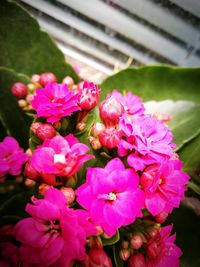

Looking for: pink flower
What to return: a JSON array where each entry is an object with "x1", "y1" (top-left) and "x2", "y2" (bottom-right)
[
  {"x1": 31, "y1": 82, "x2": 80, "y2": 123},
  {"x1": 146, "y1": 225, "x2": 182, "y2": 267},
  {"x1": 78, "y1": 81, "x2": 100, "y2": 111},
  {"x1": 118, "y1": 114, "x2": 175, "y2": 170},
  {"x1": 141, "y1": 159, "x2": 190, "y2": 215},
  {"x1": 30, "y1": 135, "x2": 93, "y2": 185},
  {"x1": 76, "y1": 158, "x2": 144, "y2": 236},
  {"x1": 15, "y1": 188, "x2": 95, "y2": 267},
  {"x1": 0, "y1": 137, "x2": 28, "y2": 177},
  {"x1": 110, "y1": 90, "x2": 144, "y2": 115}
]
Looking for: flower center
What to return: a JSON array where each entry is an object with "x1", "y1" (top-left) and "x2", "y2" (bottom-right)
[
  {"x1": 48, "y1": 220, "x2": 61, "y2": 234},
  {"x1": 54, "y1": 154, "x2": 66, "y2": 164},
  {"x1": 108, "y1": 192, "x2": 117, "y2": 201}
]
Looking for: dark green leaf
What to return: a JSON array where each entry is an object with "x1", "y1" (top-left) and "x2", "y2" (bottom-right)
[
  {"x1": 0, "y1": 0, "x2": 80, "y2": 83},
  {"x1": 167, "y1": 204, "x2": 200, "y2": 267},
  {"x1": 188, "y1": 181, "x2": 200, "y2": 195},
  {"x1": 113, "y1": 245, "x2": 124, "y2": 267},
  {"x1": 101, "y1": 230, "x2": 120, "y2": 246},
  {"x1": 0, "y1": 215, "x2": 21, "y2": 226},
  {"x1": 0, "y1": 67, "x2": 31, "y2": 147}
]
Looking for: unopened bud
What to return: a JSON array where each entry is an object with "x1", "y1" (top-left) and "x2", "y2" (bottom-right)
[
  {"x1": 130, "y1": 235, "x2": 143, "y2": 250},
  {"x1": 147, "y1": 241, "x2": 161, "y2": 259},
  {"x1": 26, "y1": 93, "x2": 34, "y2": 104},
  {"x1": 88, "y1": 136, "x2": 102, "y2": 150},
  {"x1": 16, "y1": 176, "x2": 23, "y2": 183},
  {"x1": 87, "y1": 247, "x2": 112, "y2": 267},
  {"x1": 24, "y1": 161, "x2": 39, "y2": 180},
  {"x1": 31, "y1": 74, "x2": 40, "y2": 84},
  {"x1": 140, "y1": 165, "x2": 158, "y2": 190},
  {"x1": 39, "y1": 72, "x2": 57, "y2": 86},
  {"x1": 120, "y1": 248, "x2": 131, "y2": 261},
  {"x1": 99, "y1": 96, "x2": 123, "y2": 126},
  {"x1": 27, "y1": 83, "x2": 36, "y2": 92},
  {"x1": 53, "y1": 121, "x2": 61, "y2": 130},
  {"x1": 31, "y1": 122, "x2": 43, "y2": 134},
  {"x1": 122, "y1": 241, "x2": 129, "y2": 249},
  {"x1": 38, "y1": 183, "x2": 50, "y2": 195},
  {"x1": 25, "y1": 178, "x2": 36, "y2": 187},
  {"x1": 99, "y1": 127, "x2": 121, "y2": 149},
  {"x1": 11, "y1": 82, "x2": 28, "y2": 98},
  {"x1": 128, "y1": 254, "x2": 145, "y2": 267},
  {"x1": 78, "y1": 81, "x2": 100, "y2": 111},
  {"x1": 62, "y1": 76, "x2": 74, "y2": 88},
  {"x1": 18, "y1": 99, "x2": 27, "y2": 108},
  {"x1": 76, "y1": 122, "x2": 86, "y2": 131},
  {"x1": 60, "y1": 187, "x2": 75, "y2": 205},
  {"x1": 155, "y1": 211, "x2": 168, "y2": 224},
  {"x1": 92, "y1": 122, "x2": 106, "y2": 137},
  {"x1": 36, "y1": 123, "x2": 56, "y2": 141}
]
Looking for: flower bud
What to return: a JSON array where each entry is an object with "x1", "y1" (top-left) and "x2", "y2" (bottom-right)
[
  {"x1": 26, "y1": 93, "x2": 34, "y2": 104},
  {"x1": 62, "y1": 76, "x2": 74, "y2": 88},
  {"x1": 31, "y1": 74, "x2": 40, "y2": 84},
  {"x1": 148, "y1": 226, "x2": 160, "y2": 239},
  {"x1": 87, "y1": 247, "x2": 112, "y2": 267},
  {"x1": 36, "y1": 123, "x2": 56, "y2": 141},
  {"x1": 122, "y1": 241, "x2": 129, "y2": 249},
  {"x1": 31, "y1": 122, "x2": 43, "y2": 134},
  {"x1": 99, "y1": 96, "x2": 123, "y2": 126},
  {"x1": 11, "y1": 82, "x2": 28, "y2": 98},
  {"x1": 24, "y1": 161, "x2": 39, "y2": 180},
  {"x1": 39, "y1": 72, "x2": 57, "y2": 86},
  {"x1": 60, "y1": 187, "x2": 75, "y2": 205},
  {"x1": 76, "y1": 122, "x2": 86, "y2": 131},
  {"x1": 120, "y1": 248, "x2": 131, "y2": 261},
  {"x1": 53, "y1": 121, "x2": 61, "y2": 130},
  {"x1": 18, "y1": 99, "x2": 27, "y2": 108},
  {"x1": 92, "y1": 122, "x2": 106, "y2": 137},
  {"x1": 25, "y1": 178, "x2": 36, "y2": 187},
  {"x1": 128, "y1": 254, "x2": 145, "y2": 267},
  {"x1": 38, "y1": 183, "x2": 50, "y2": 195},
  {"x1": 130, "y1": 235, "x2": 143, "y2": 250},
  {"x1": 140, "y1": 165, "x2": 158, "y2": 189},
  {"x1": 147, "y1": 241, "x2": 161, "y2": 259},
  {"x1": 155, "y1": 211, "x2": 168, "y2": 224},
  {"x1": 99, "y1": 127, "x2": 121, "y2": 149},
  {"x1": 88, "y1": 136, "x2": 102, "y2": 150},
  {"x1": 78, "y1": 81, "x2": 100, "y2": 111}
]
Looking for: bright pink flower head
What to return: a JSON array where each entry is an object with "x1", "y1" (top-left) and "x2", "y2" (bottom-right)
[
  {"x1": 110, "y1": 90, "x2": 145, "y2": 116},
  {"x1": 76, "y1": 158, "x2": 144, "y2": 236},
  {"x1": 78, "y1": 81, "x2": 100, "y2": 111},
  {"x1": 146, "y1": 225, "x2": 182, "y2": 267},
  {"x1": 118, "y1": 114, "x2": 175, "y2": 170},
  {"x1": 99, "y1": 96, "x2": 123, "y2": 126},
  {"x1": 15, "y1": 188, "x2": 95, "y2": 267},
  {"x1": 141, "y1": 159, "x2": 190, "y2": 215},
  {"x1": 0, "y1": 137, "x2": 28, "y2": 177},
  {"x1": 30, "y1": 135, "x2": 93, "y2": 185},
  {"x1": 31, "y1": 82, "x2": 80, "y2": 123}
]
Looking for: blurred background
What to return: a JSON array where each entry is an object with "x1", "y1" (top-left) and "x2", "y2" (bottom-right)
[{"x1": 17, "y1": 0, "x2": 200, "y2": 83}]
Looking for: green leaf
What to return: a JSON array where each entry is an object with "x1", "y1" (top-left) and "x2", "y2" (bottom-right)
[
  {"x1": 0, "y1": 0, "x2": 80, "y2": 83},
  {"x1": 167, "y1": 204, "x2": 200, "y2": 267},
  {"x1": 179, "y1": 134, "x2": 200, "y2": 178},
  {"x1": 113, "y1": 245, "x2": 124, "y2": 267},
  {"x1": 100, "y1": 66, "x2": 200, "y2": 103},
  {"x1": 188, "y1": 181, "x2": 200, "y2": 195},
  {"x1": 0, "y1": 67, "x2": 31, "y2": 147},
  {"x1": 145, "y1": 100, "x2": 200, "y2": 151},
  {"x1": 101, "y1": 230, "x2": 120, "y2": 246}
]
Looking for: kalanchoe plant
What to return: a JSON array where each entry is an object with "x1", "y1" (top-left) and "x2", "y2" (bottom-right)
[{"x1": 0, "y1": 72, "x2": 191, "y2": 267}]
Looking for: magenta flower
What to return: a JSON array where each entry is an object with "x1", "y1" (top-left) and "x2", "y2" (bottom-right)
[
  {"x1": 110, "y1": 90, "x2": 145, "y2": 115},
  {"x1": 76, "y1": 158, "x2": 145, "y2": 236},
  {"x1": 146, "y1": 225, "x2": 182, "y2": 267},
  {"x1": 0, "y1": 137, "x2": 28, "y2": 178},
  {"x1": 31, "y1": 82, "x2": 80, "y2": 123},
  {"x1": 15, "y1": 188, "x2": 95, "y2": 267},
  {"x1": 141, "y1": 159, "x2": 190, "y2": 215},
  {"x1": 30, "y1": 135, "x2": 93, "y2": 185},
  {"x1": 118, "y1": 114, "x2": 175, "y2": 170}
]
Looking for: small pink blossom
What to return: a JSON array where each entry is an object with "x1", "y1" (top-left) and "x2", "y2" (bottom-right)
[
  {"x1": 31, "y1": 82, "x2": 80, "y2": 123},
  {"x1": 118, "y1": 114, "x2": 175, "y2": 170},
  {"x1": 15, "y1": 188, "x2": 95, "y2": 267},
  {"x1": 110, "y1": 90, "x2": 144, "y2": 115},
  {"x1": 146, "y1": 225, "x2": 182, "y2": 267},
  {"x1": 141, "y1": 159, "x2": 190, "y2": 215},
  {"x1": 76, "y1": 158, "x2": 144, "y2": 236},
  {"x1": 30, "y1": 135, "x2": 93, "y2": 185},
  {"x1": 0, "y1": 137, "x2": 28, "y2": 177}
]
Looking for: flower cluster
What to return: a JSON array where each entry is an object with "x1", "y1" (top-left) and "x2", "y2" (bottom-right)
[{"x1": 0, "y1": 72, "x2": 190, "y2": 266}]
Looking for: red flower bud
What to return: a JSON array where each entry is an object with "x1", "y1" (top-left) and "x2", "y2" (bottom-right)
[
  {"x1": 31, "y1": 122, "x2": 43, "y2": 134},
  {"x1": 39, "y1": 72, "x2": 57, "y2": 86},
  {"x1": 128, "y1": 254, "x2": 145, "y2": 267},
  {"x1": 92, "y1": 122, "x2": 106, "y2": 137},
  {"x1": 120, "y1": 248, "x2": 131, "y2": 261},
  {"x1": 78, "y1": 81, "x2": 100, "y2": 111},
  {"x1": 99, "y1": 96, "x2": 123, "y2": 126},
  {"x1": 11, "y1": 82, "x2": 28, "y2": 98},
  {"x1": 38, "y1": 183, "x2": 50, "y2": 195},
  {"x1": 35, "y1": 123, "x2": 56, "y2": 141},
  {"x1": 24, "y1": 161, "x2": 39, "y2": 180},
  {"x1": 147, "y1": 241, "x2": 161, "y2": 259},
  {"x1": 140, "y1": 165, "x2": 158, "y2": 189},
  {"x1": 87, "y1": 247, "x2": 112, "y2": 267},
  {"x1": 99, "y1": 127, "x2": 121, "y2": 149},
  {"x1": 62, "y1": 76, "x2": 74, "y2": 88},
  {"x1": 155, "y1": 211, "x2": 168, "y2": 224},
  {"x1": 60, "y1": 187, "x2": 75, "y2": 205},
  {"x1": 130, "y1": 235, "x2": 143, "y2": 250},
  {"x1": 88, "y1": 136, "x2": 102, "y2": 150}
]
